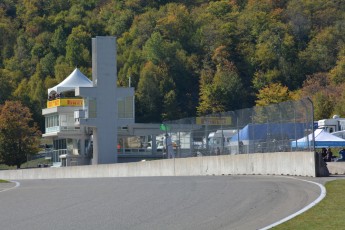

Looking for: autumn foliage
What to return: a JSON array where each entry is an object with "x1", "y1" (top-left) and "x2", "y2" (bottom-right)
[
  {"x1": 1, "y1": 1, "x2": 345, "y2": 124},
  {"x1": 0, "y1": 101, "x2": 41, "y2": 168}
]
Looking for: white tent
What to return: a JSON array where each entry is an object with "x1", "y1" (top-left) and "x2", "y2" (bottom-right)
[
  {"x1": 48, "y1": 68, "x2": 93, "y2": 95},
  {"x1": 291, "y1": 128, "x2": 345, "y2": 148}
]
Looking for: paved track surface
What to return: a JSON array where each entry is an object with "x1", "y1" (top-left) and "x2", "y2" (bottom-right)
[{"x1": 0, "y1": 176, "x2": 326, "y2": 230}]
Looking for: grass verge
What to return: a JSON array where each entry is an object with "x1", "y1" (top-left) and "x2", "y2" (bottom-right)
[
  {"x1": 274, "y1": 179, "x2": 345, "y2": 229},
  {"x1": 0, "y1": 158, "x2": 51, "y2": 170},
  {"x1": 0, "y1": 179, "x2": 9, "y2": 183}
]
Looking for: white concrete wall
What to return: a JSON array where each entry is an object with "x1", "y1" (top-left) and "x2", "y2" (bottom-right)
[{"x1": 0, "y1": 152, "x2": 318, "y2": 180}]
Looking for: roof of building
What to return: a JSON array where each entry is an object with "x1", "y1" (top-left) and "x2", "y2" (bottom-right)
[{"x1": 48, "y1": 68, "x2": 93, "y2": 95}]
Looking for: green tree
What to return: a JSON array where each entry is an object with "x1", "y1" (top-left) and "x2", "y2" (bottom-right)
[
  {"x1": 329, "y1": 48, "x2": 345, "y2": 84},
  {"x1": 313, "y1": 92, "x2": 335, "y2": 120},
  {"x1": 0, "y1": 7, "x2": 16, "y2": 67},
  {"x1": 50, "y1": 26, "x2": 67, "y2": 55},
  {"x1": 333, "y1": 82, "x2": 345, "y2": 118},
  {"x1": 0, "y1": 101, "x2": 41, "y2": 168},
  {"x1": 143, "y1": 32, "x2": 175, "y2": 65},
  {"x1": 4, "y1": 33, "x2": 36, "y2": 77},
  {"x1": 0, "y1": 69, "x2": 14, "y2": 104},
  {"x1": 2, "y1": 0, "x2": 345, "y2": 125},
  {"x1": 100, "y1": 2, "x2": 134, "y2": 37},
  {"x1": 156, "y1": 3, "x2": 193, "y2": 49},
  {"x1": 66, "y1": 25, "x2": 91, "y2": 67},
  {"x1": 255, "y1": 83, "x2": 294, "y2": 106},
  {"x1": 136, "y1": 61, "x2": 163, "y2": 122},
  {"x1": 162, "y1": 90, "x2": 179, "y2": 121},
  {"x1": 54, "y1": 56, "x2": 74, "y2": 83},
  {"x1": 198, "y1": 46, "x2": 244, "y2": 114},
  {"x1": 299, "y1": 27, "x2": 339, "y2": 73}
]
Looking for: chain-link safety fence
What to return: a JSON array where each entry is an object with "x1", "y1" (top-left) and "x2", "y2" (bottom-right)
[{"x1": 159, "y1": 98, "x2": 314, "y2": 158}]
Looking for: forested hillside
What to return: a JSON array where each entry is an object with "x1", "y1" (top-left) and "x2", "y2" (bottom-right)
[{"x1": 1, "y1": 0, "x2": 345, "y2": 130}]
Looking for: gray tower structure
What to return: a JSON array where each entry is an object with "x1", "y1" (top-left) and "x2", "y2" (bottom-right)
[{"x1": 76, "y1": 36, "x2": 118, "y2": 164}]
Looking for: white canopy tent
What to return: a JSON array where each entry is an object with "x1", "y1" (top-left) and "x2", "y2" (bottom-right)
[
  {"x1": 291, "y1": 128, "x2": 345, "y2": 148},
  {"x1": 48, "y1": 68, "x2": 93, "y2": 95}
]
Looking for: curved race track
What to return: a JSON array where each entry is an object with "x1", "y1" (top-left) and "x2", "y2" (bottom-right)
[{"x1": 0, "y1": 176, "x2": 322, "y2": 230}]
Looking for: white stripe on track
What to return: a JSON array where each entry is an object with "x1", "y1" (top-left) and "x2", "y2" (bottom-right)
[
  {"x1": 260, "y1": 177, "x2": 326, "y2": 230},
  {"x1": 0, "y1": 181, "x2": 20, "y2": 193}
]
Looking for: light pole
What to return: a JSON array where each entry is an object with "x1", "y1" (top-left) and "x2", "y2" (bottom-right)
[{"x1": 160, "y1": 123, "x2": 169, "y2": 158}]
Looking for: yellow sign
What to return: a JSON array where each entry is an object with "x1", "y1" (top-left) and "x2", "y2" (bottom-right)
[
  {"x1": 47, "y1": 100, "x2": 60, "y2": 108},
  {"x1": 63, "y1": 99, "x2": 83, "y2": 106},
  {"x1": 47, "y1": 99, "x2": 83, "y2": 108},
  {"x1": 196, "y1": 116, "x2": 232, "y2": 125}
]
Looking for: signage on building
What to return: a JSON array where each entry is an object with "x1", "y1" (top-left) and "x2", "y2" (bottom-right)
[
  {"x1": 196, "y1": 116, "x2": 232, "y2": 125},
  {"x1": 64, "y1": 99, "x2": 83, "y2": 106},
  {"x1": 47, "y1": 99, "x2": 84, "y2": 108}
]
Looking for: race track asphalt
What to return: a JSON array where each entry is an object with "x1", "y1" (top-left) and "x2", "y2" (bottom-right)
[{"x1": 0, "y1": 175, "x2": 330, "y2": 230}]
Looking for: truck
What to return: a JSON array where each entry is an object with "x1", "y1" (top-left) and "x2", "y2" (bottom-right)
[
  {"x1": 318, "y1": 115, "x2": 345, "y2": 133},
  {"x1": 207, "y1": 129, "x2": 238, "y2": 154}
]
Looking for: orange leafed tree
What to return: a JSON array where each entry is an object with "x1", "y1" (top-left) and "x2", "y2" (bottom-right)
[{"x1": 0, "y1": 101, "x2": 41, "y2": 168}]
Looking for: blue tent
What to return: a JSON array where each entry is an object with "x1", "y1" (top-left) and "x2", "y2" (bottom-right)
[
  {"x1": 230, "y1": 123, "x2": 307, "y2": 142},
  {"x1": 291, "y1": 129, "x2": 345, "y2": 148}
]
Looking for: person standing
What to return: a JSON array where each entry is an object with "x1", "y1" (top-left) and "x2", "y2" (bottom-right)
[
  {"x1": 337, "y1": 148, "x2": 345, "y2": 161},
  {"x1": 321, "y1": 148, "x2": 327, "y2": 158},
  {"x1": 326, "y1": 148, "x2": 333, "y2": 162},
  {"x1": 216, "y1": 147, "x2": 220, "y2": 155}
]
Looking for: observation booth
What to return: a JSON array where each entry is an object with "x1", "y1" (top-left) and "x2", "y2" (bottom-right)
[
  {"x1": 43, "y1": 71, "x2": 195, "y2": 166},
  {"x1": 42, "y1": 68, "x2": 139, "y2": 166},
  {"x1": 42, "y1": 36, "x2": 138, "y2": 166},
  {"x1": 43, "y1": 68, "x2": 94, "y2": 166},
  {"x1": 42, "y1": 36, "x2": 194, "y2": 167}
]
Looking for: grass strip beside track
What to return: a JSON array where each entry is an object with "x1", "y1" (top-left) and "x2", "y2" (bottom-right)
[
  {"x1": 274, "y1": 179, "x2": 345, "y2": 230},
  {"x1": 0, "y1": 179, "x2": 9, "y2": 183},
  {"x1": 0, "y1": 158, "x2": 51, "y2": 170}
]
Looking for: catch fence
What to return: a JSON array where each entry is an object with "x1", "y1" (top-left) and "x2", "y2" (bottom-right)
[{"x1": 161, "y1": 98, "x2": 314, "y2": 158}]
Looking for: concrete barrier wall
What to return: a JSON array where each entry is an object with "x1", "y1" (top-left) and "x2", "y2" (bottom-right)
[
  {"x1": 326, "y1": 162, "x2": 345, "y2": 175},
  {"x1": 0, "y1": 152, "x2": 317, "y2": 180}
]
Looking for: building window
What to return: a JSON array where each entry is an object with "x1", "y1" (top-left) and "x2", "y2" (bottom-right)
[
  {"x1": 46, "y1": 115, "x2": 59, "y2": 128},
  {"x1": 84, "y1": 97, "x2": 97, "y2": 118},
  {"x1": 118, "y1": 96, "x2": 134, "y2": 118}
]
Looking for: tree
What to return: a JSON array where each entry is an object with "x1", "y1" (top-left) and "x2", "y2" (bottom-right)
[
  {"x1": 0, "y1": 101, "x2": 41, "y2": 168},
  {"x1": 298, "y1": 72, "x2": 340, "y2": 120},
  {"x1": 299, "y1": 27, "x2": 339, "y2": 73},
  {"x1": 329, "y1": 48, "x2": 345, "y2": 84},
  {"x1": 255, "y1": 83, "x2": 294, "y2": 106},
  {"x1": 66, "y1": 25, "x2": 91, "y2": 67},
  {"x1": 198, "y1": 46, "x2": 244, "y2": 114},
  {"x1": 0, "y1": 69, "x2": 14, "y2": 104},
  {"x1": 136, "y1": 61, "x2": 163, "y2": 122},
  {"x1": 333, "y1": 83, "x2": 345, "y2": 117},
  {"x1": 313, "y1": 92, "x2": 335, "y2": 120}
]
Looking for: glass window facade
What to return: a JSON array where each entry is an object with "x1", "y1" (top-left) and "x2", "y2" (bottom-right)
[
  {"x1": 53, "y1": 139, "x2": 67, "y2": 150},
  {"x1": 46, "y1": 115, "x2": 59, "y2": 128}
]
